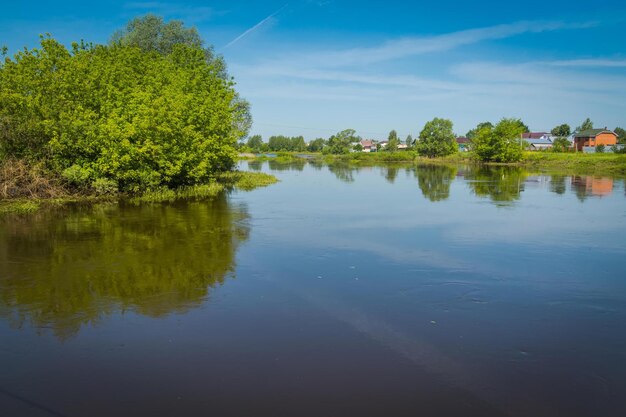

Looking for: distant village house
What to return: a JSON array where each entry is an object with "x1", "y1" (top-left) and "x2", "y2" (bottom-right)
[{"x1": 573, "y1": 128, "x2": 618, "y2": 152}]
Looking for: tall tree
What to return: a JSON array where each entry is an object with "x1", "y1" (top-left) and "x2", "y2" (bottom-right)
[
  {"x1": 466, "y1": 122, "x2": 493, "y2": 139},
  {"x1": 614, "y1": 127, "x2": 625, "y2": 144},
  {"x1": 551, "y1": 124, "x2": 571, "y2": 137},
  {"x1": 385, "y1": 129, "x2": 400, "y2": 152},
  {"x1": 246, "y1": 135, "x2": 263, "y2": 152},
  {"x1": 324, "y1": 129, "x2": 360, "y2": 154},
  {"x1": 576, "y1": 118, "x2": 594, "y2": 132},
  {"x1": 470, "y1": 118, "x2": 526, "y2": 162},
  {"x1": 416, "y1": 118, "x2": 457, "y2": 158},
  {"x1": 405, "y1": 134, "x2": 413, "y2": 146}
]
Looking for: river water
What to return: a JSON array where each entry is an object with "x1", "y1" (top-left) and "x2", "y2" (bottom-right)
[{"x1": 1, "y1": 161, "x2": 625, "y2": 416}]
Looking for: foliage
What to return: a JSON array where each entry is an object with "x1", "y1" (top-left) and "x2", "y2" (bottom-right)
[
  {"x1": 416, "y1": 118, "x2": 457, "y2": 158},
  {"x1": 466, "y1": 122, "x2": 493, "y2": 139},
  {"x1": 217, "y1": 171, "x2": 279, "y2": 191},
  {"x1": 323, "y1": 129, "x2": 360, "y2": 155},
  {"x1": 551, "y1": 124, "x2": 571, "y2": 137},
  {"x1": 614, "y1": 127, "x2": 625, "y2": 144},
  {"x1": 385, "y1": 130, "x2": 400, "y2": 152},
  {"x1": 551, "y1": 137, "x2": 572, "y2": 153},
  {"x1": 0, "y1": 18, "x2": 249, "y2": 193},
  {"x1": 596, "y1": 144, "x2": 605, "y2": 153},
  {"x1": 246, "y1": 135, "x2": 263, "y2": 153},
  {"x1": 405, "y1": 134, "x2": 414, "y2": 147},
  {"x1": 307, "y1": 138, "x2": 326, "y2": 152},
  {"x1": 267, "y1": 135, "x2": 306, "y2": 152},
  {"x1": 470, "y1": 118, "x2": 526, "y2": 162},
  {"x1": 576, "y1": 118, "x2": 594, "y2": 132}
]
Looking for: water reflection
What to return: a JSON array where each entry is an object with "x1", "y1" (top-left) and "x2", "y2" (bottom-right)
[
  {"x1": 571, "y1": 176, "x2": 614, "y2": 201},
  {"x1": 327, "y1": 163, "x2": 357, "y2": 183},
  {"x1": 0, "y1": 196, "x2": 249, "y2": 340},
  {"x1": 415, "y1": 164, "x2": 457, "y2": 201},
  {"x1": 465, "y1": 166, "x2": 527, "y2": 205}
]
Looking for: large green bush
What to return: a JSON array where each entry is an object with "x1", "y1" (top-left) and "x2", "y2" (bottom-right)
[
  {"x1": 0, "y1": 23, "x2": 249, "y2": 192},
  {"x1": 470, "y1": 118, "x2": 526, "y2": 162}
]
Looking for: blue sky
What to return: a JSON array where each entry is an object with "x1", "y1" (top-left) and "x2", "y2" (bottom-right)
[{"x1": 2, "y1": 1, "x2": 625, "y2": 139}]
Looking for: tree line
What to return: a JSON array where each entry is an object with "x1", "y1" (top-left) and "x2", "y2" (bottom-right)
[{"x1": 243, "y1": 117, "x2": 624, "y2": 162}]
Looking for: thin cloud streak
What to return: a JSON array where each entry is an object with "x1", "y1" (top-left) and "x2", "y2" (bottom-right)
[
  {"x1": 545, "y1": 58, "x2": 626, "y2": 68},
  {"x1": 287, "y1": 20, "x2": 599, "y2": 67},
  {"x1": 223, "y1": 4, "x2": 288, "y2": 49}
]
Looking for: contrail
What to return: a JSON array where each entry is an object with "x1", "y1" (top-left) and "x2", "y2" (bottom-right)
[{"x1": 222, "y1": 4, "x2": 288, "y2": 49}]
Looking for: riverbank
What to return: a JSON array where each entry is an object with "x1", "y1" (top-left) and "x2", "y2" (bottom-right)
[
  {"x1": 240, "y1": 151, "x2": 626, "y2": 176},
  {"x1": 0, "y1": 164, "x2": 278, "y2": 216}
]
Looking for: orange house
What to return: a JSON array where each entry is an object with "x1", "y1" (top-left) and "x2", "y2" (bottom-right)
[{"x1": 573, "y1": 128, "x2": 618, "y2": 151}]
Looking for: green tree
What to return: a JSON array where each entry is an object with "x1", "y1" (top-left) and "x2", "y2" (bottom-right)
[
  {"x1": 405, "y1": 134, "x2": 413, "y2": 146},
  {"x1": 324, "y1": 129, "x2": 360, "y2": 155},
  {"x1": 0, "y1": 19, "x2": 249, "y2": 193},
  {"x1": 614, "y1": 127, "x2": 626, "y2": 144},
  {"x1": 385, "y1": 130, "x2": 400, "y2": 152},
  {"x1": 576, "y1": 118, "x2": 594, "y2": 132},
  {"x1": 416, "y1": 118, "x2": 457, "y2": 158},
  {"x1": 466, "y1": 122, "x2": 493, "y2": 139},
  {"x1": 551, "y1": 137, "x2": 571, "y2": 152},
  {"x1": 470, "y1": 118, "x2": 526, "y2": 162},
  {"x1": 307, "y1": 138, "x2": 326, "y2": 152},
  {"x1": 551, "y1": 124, "x2": 571, "y2": 137},
  {"x1": 246, "y1": 135, "x2": 263, "y2": 153}
]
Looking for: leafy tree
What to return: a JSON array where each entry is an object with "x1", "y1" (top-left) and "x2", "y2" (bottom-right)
[
  {"x1": 551, "y1": 137, "x2": 571, "y2": 152},
  {"x1": 416, "y1": 118, "x2": 457, "y2": 158},
  {"x1": 470, "y1": 118, "x2": 526, "y2": 162},
  {"x1": 111, "y1": 14, "x2": 203, "y2": 56},
  {"x1": 0, "y1": 19, "x2": 249, "y2": 193},
  {"x1": 596, "y1": 144, "x2": 605, "y2": 153},
  {"x1": 551, "y1": 124, "x2": 571, "y2": 137},
  {"x1": 576, "y1": 118, "x2": 594, "y2": 132},
  {"x1": 466, "y1": 122, "x2": 493, "y2": 139},
  {"x1": 324, "y1": 129, "x2": 360, "y2": 155},
  {"x1": 353, "y1": 143, "x2": 363, "y2": 152},
  {"x1": 246, "y1": 135, "x2": 263, "y2": 153},
  {"x1": 405, "y1": 134, "x2": 413, "y2": 146},
  {"x1": 614, "y1": 127, "x2": 626, "y2": 144},
  {"x1": 385, "y1": 130, "x2": 399, "y2": 152},
  {"x1": 307, "y1": 138, "x2": 326, "y2": 152}
]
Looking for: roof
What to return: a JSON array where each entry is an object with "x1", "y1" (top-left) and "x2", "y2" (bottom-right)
[
  {"x1": 527, "y1": 138, "x2": 553, "y2": 145},
  {"x1": 522, "y1": 132, "x2": 550, "y2": 139},
  {"x1": 360, "y1": 140, "x2": 375, "y2": 147},
  {"x1": 456, "y1": 137, "x2": 469, "y2": 144},
  {"x1": 574, "y1": 128, "x2": 615, "y2": 138}
]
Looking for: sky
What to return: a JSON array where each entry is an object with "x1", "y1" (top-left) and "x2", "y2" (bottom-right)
[{"x1": 1, "y1": 1, "x2": 625, "y2": 140}]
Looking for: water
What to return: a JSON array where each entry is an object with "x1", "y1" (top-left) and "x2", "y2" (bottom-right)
[{"x1": 1, "y1": 162, "x2": 625, "y2": 417}]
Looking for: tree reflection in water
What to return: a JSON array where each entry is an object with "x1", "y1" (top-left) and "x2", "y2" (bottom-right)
[
  {"x1": 0, "y1": 195, "x2": 249, "y2": 340},
  {"x1": 414, "y1": 164, "x2": 457, "y2": 201}
]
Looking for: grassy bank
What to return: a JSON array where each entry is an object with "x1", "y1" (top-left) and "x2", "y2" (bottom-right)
[
  {"x1": 520, "y1": 152, "x2": 626, "y2": 176},
  {"x1": 0, "y1": 159, "x2": 279, "y2": 216}
]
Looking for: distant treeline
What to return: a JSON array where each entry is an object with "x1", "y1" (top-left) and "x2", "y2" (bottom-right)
[{"x1": 241, "y1": 118, "x2": 625, "y2": 162}]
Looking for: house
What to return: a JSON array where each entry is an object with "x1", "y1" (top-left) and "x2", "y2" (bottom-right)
[
  {"x1": 522, "y1": 132, "x2": 555, "y2": 151},
  {"x1": 397, "y1": 143, "x2": 408, "y2": 150},
  {"x1": 573, "y1": 128, "x2": 618, "y2": 152},
  {"x1": 360, "y1": 139, "x2": 376, "y2": 152},
  {"x1": 456, "y1": 137, "x2": 470, "y2": 151}
]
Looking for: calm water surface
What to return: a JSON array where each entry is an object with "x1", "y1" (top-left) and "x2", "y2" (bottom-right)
[{"x1": 1, "y1": 161, "x2": 626, "y2": 417}]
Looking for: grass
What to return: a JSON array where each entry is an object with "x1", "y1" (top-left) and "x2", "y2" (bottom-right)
[
  {"x1": 0, "y1": 200, "x2": 41, "y2": 215},
  {"x1": 218, "y1": 171, "x2": 279, "y2": 191},
  {"x1": 520, "y1": 152, "x2": 626, "y2": 175}
]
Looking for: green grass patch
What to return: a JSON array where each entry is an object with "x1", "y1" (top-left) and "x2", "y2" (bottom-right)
[
  {"x1": 218, "y1": 171, "x2": 279, "y2": 191},
  {"x1": 521, "y1": 152, "x2": 626, "y2": 175},
  {"x1": 130, "y1": 183, "x2": 225, "y2": 204}
]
